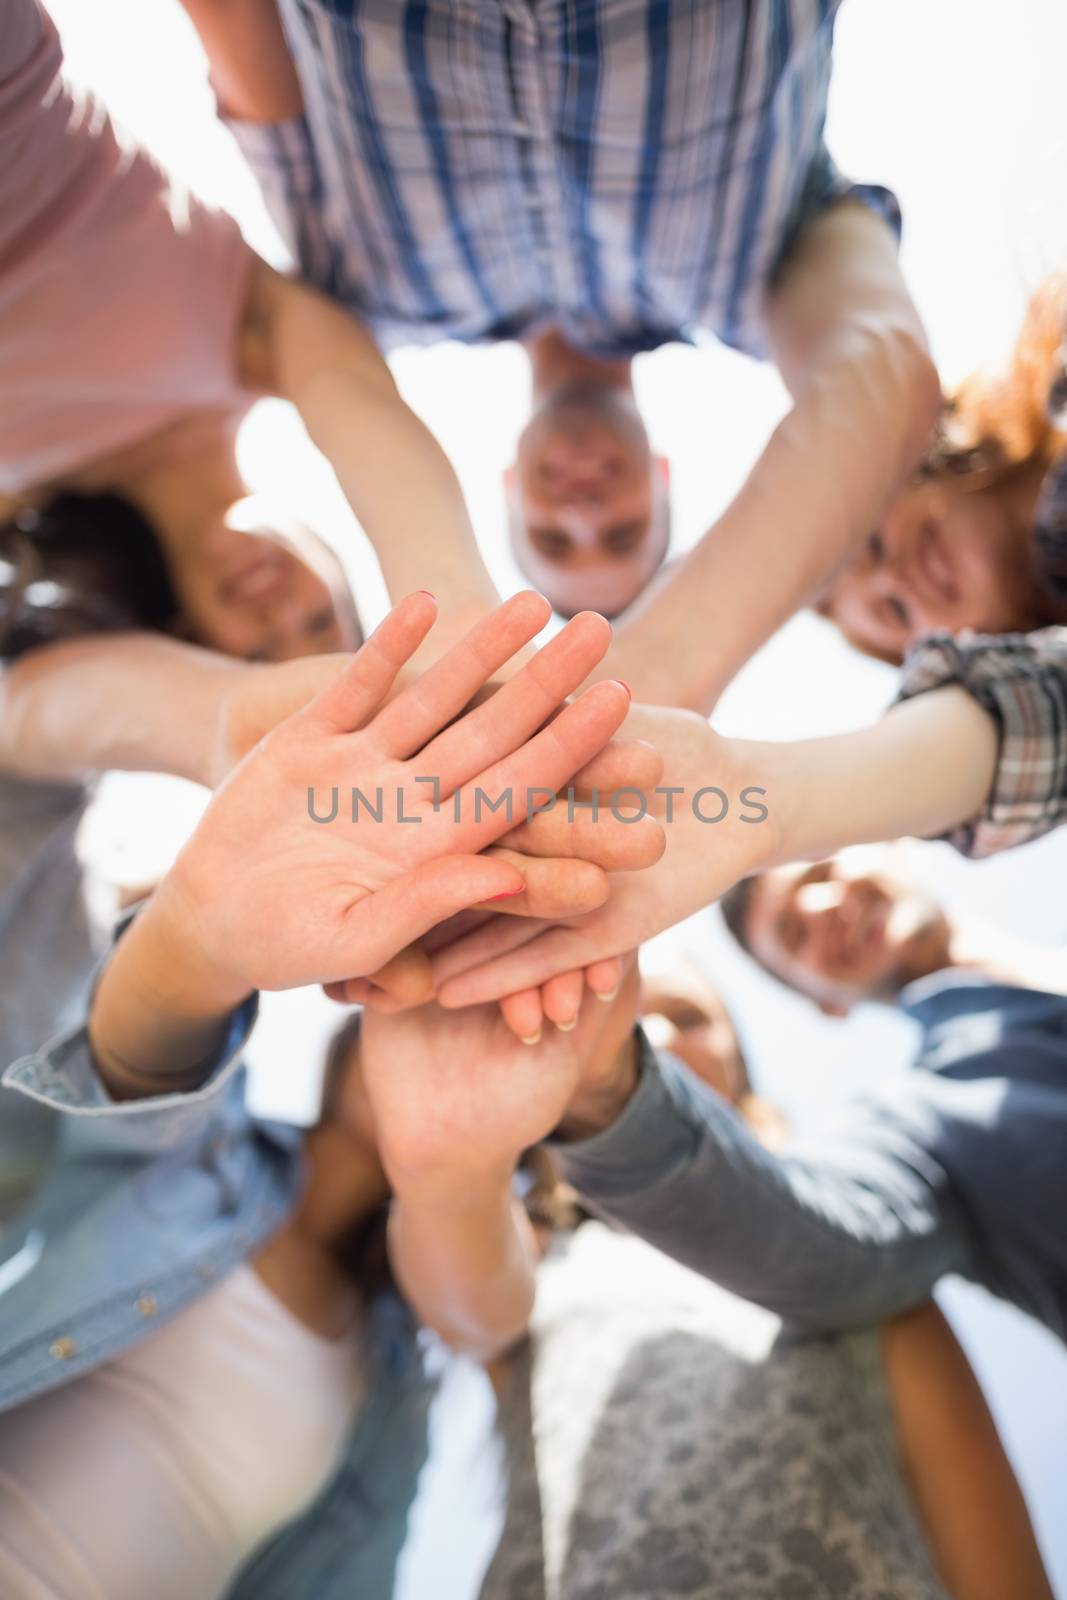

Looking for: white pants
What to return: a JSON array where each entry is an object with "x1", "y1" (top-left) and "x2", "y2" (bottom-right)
[{"x1": 0, "y1": 1265, "x2": 364, "y2": 1600}]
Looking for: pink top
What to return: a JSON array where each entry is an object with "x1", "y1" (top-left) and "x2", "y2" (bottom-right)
[{"x1": 0, "y1": 0, "x2": 255, "y2": 496}]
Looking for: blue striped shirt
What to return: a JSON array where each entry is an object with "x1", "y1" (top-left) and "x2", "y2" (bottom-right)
[{"x1": 230, "y1": 0, "x2": 896, "y2": 358}]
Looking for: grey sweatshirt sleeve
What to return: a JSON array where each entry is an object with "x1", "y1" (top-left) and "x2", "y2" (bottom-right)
[{"x1": 550, "y1": 1031, "x2": 978, "y2": 1332}]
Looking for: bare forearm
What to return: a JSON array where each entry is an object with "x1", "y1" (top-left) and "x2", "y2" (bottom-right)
[
  {"x1": 0, "y1": 634, "x2": 242, "y2": 785},
  {"x1": 388, "y1": 1173, "x2": 536, "y2": 1360},
  {"x1": 178, "y1": 0, "x2": 303, "y2": 122},
  {"x1": 603, "y1": 333, "x2": 936, "y2": 710},
  {"x1": 750, "y1": 686, "x2": 998, "y2": 865},
  {"x1": 304, "y1": 370, "x2": 499, "y2": 620},
  {"x1": 249, "y1": 269, "x2": 499, "y2": 629},
  {"x1": 600, "y1": 206, "x2": 939, "y2": 713}
]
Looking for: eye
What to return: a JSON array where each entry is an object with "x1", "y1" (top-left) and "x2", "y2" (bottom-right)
[
  {"x1": 529, "y1": 529, "x2": 572, "y2": 562},
  {"x1": 305, "y1": 607, "x2": 336, "y2": 636},
  {"x1": 601, "y1": 521, "x2": 645, "y2": 556},
  {"x1": 867, "y1": 530, "x2": 887, "y2": 563},
  {"x1": 884, "y1": 596, "x2": 910, "y2": 628}
]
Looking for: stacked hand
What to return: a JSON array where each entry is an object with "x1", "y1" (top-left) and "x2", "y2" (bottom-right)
[
  {"x1": 152, "y1": 590, "x2": 653, "y2": 1008},
  {"x1": 359, "y1": 959, "x2": 641, "y2": 1190},
  {"x1": 426, "y1": 707, "x2": 779, "y2": 1025}
]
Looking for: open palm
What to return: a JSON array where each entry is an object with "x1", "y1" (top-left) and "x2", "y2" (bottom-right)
[{"x1": 166, "y1": 591, "x2": 634, "y2": 995}]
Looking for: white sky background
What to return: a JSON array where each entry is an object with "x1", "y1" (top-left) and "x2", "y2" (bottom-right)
[{"x1": 50, "y1": 0, "x2": 1067, "y2": 1590}]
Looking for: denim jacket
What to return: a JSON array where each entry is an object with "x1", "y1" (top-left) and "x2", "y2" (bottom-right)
[{"x1": 0, "y1": 999, "x2": 301, "y2": 1412}]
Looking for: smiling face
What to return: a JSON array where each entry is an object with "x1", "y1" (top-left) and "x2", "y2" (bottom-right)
[
  {"x1": 170, "y1": 505, "x2": 362, "y2": 661},
  {"x1": 817, "y1": 474, "x2": 1047, "y2": 663},
  {"x1": 741, "y1": 854, "x2": 951, "y2": 1014},
  {"x1": 507, "y1": 391, "x2": 670, "y2": 618}
]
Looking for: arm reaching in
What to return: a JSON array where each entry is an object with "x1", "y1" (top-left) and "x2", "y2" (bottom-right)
[
  {"x1": 430, "y1": 687, "x2": 999, "y2": 1008},
  {"x1": 550, "y1": 1027, "x2": 976, "y2": 1332},
  {"x1": 239, "y1": 261, "x2": 500, "y2": 652},
  {"x1": 0, "y1": 631, "x2": 351, "y2": 785},
  {"x1": 596, "y1": 202, "x2": 941, "y2": 711},
  {"x1": 358, "y1": 965, "x2": 639, "y2": 1359}
]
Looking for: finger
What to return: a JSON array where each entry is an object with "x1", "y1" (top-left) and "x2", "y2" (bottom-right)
[
  {"x1": 363, "y1": 944, "x2": 434, "y2": 1006},
  {"x1": 500, "y1": 988, "x2": 545, "y2": 1045},
  {"x1": 437, "y1": 926, "x2": 595, "y2": 1008},
  {"x1": 453, "y1": 679, "x2": 632, "y2": 853},
  {"x1": 323, "y1": 978, "x2": 371, "y2": 1004},
  {"x1": 339, "y1": 855, "x2": 526, "y2": 976},
  {"x1": 585, "y1": 957, "x2": 624, "y2": 1000},
  {"x1": 541, "y1": 969, "x2": 584, "y2": 1030},
  {"x1": 468, "y1": 850, "x2": 608, "y2": 919},
  {"x1": 568, "y1": 738, "x2": 664, "y2": 797},
  {"x1": 430, "y1": 912, "x2": 550, "y2": 988},
  {"x1": 500, "y1": 802, "x2": 665, "y2": 872},
  {"x1": 413, "y1": 611, "x2": 612, "y2": 796},
  {"x1": 304, "y1": 592, "x2": 438, "y2": 734},
  {"x1": 371, "y1": 591, "x2": 551, "y2": 759}
]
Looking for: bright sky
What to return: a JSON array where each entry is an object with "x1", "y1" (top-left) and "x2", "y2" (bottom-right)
[{"x1": 49, "y1": 1, "x2": 1067, "y2": 1588}]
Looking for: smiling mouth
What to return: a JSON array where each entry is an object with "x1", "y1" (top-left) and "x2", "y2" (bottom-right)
[
  {"x1": 219, "y1": 551, "x2": 290, "y2": 606},
  {"x1": 834, "y1": 893, "x2": 888, "y2": 970}
]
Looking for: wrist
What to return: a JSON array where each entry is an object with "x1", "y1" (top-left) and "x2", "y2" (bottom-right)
[
  {"x1": 386, "y1": 1153, "x2": 516, "y2": 1210},
  {"x1": 555, "y1": 1027, "x2": 640, "y2": 1142},
  {"x1": 90, "y1": 880, "x2": 252, "y2": 1102},
  {"x1": 122, "y1": 872, "x2": 253, "y2": 1022}
]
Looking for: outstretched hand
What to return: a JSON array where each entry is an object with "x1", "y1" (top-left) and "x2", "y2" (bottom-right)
[{"x1": 155, "y1": 590, "x2": 636, "y2": 1004}]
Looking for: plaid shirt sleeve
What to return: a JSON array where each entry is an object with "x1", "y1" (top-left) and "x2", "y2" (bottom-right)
[
  {"x1": 224, "y1": 113, "x2": 342, "y2": 296},
  {"x1": 895, "y1": 628, "x2": 1067, "y2": 858}
]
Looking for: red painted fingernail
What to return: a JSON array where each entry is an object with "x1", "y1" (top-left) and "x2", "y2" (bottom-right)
[{"x1": 487, "y1": 885, "x2": 524, "y2": 901}]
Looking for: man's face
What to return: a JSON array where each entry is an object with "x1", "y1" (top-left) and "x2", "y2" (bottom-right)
[
  {"x1": 506, "y1": 392, "x2": 669, "y2": 618},
  {"x1": 742, "y1": 853, "x2": 947, "y2": 1014}
]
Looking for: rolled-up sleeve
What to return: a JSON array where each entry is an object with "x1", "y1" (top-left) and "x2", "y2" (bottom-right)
[
  {"x1": 896, "y1": 626, "x2": 1067, "y2": 857},
  {"x1": 1, "y1": 996, "x2": 258, "y2": 1156},
  {"x1": 550, "y1": 1032, "x2": 975, "y2": 1332}
]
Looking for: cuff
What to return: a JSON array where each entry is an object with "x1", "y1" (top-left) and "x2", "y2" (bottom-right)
[
  {"x1": 223, "y1": 111, "x2": 321, "y2": 194},
  {"x1": 897, "y1": 627, "x2": 1067, "y2": 857},
  {"x1": 547, "y1": 1030, "x2": 699, "y2": 1202},
  {"x1": 1, "y1": 995, "x2": 258, "y2": 1122},
  {"x1": 775, "y1": 143, "x2": 901, "y2": 289}
]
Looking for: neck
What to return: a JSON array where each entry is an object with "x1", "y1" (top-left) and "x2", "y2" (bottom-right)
[{"x1": 525, "y1": 328, "x2": 633, "y2": 405}]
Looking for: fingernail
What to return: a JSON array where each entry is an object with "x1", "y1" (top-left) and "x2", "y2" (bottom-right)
[
  {"x1": 596, "y1": 986, "x2": 620, "y2": 1003},
  {"x1": 520, "y1": 1031, "x2": 542, "y2": 1046},
  {"x1": 487, "y1": 885, "x2": 524, "y2": 901},
  {"x1": 612, "y1": 680, "x2": 632, "y2": 700},
  {"x1": 555, "y1": 1017, "x2": 578, "y2": 1032},
  {"x1": 418, "y1": 589, "x2": 436, "y2": 600}
]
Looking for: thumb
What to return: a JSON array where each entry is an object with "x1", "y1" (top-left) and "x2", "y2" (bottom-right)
[{"x1": 342, "y1": 856, "x2": 526, "y2": 974}]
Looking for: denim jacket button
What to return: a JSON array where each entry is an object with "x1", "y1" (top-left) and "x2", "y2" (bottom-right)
[
  {"x1": 49, "y1": 1336, "x2": 76, "y2": 1360},
  {"x1": 136, "y1": 1293, "x2": 159, "y2": 1318}
]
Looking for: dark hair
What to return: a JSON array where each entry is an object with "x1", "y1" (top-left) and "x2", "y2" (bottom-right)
[
  {"x1": 718, "y1": 876, "x2": 759, "y2": 960},
  {"x1": 0, "y1": 492, "x2": 179, "y2": 661}
]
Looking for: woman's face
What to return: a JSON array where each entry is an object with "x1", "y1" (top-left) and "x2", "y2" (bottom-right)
[
  {"x1": 818, "y1": 476, "x2": 1037, "y2": 663},
  {"x1": 170, "y1": 511, "x2": 361, "y2": 661}
]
